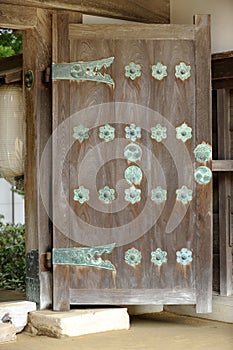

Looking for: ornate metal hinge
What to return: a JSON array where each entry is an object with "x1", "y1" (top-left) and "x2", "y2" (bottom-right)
[
  {"x1": 52, "y1": 57, "x2": 115, "y2": 86},
  {"x1": 53, "y1": 243, "x2": 116, "y2": 271}
]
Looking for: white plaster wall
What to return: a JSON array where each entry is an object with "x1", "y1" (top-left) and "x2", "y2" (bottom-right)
[
  {"x1": 171, "y1": 0, "x2": 233, "y2": 53},
  {"x1": 0, "y1": 178, "x2": 24, "y2": 224},
  {"x1": 84, "y1": 0, "x2": 233, "y2": 53}
]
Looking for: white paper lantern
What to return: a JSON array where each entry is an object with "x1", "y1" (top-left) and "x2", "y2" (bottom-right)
[{"x1": 0, "y1": 84, "x2": 25, "y2": 178}]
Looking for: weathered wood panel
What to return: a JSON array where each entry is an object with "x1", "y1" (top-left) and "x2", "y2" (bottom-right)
[
  {"x1": 2, "y1": 0, "x2": 170, "y2": 23},
  {"x1": 217, "y1": 89, "x2": 232, "y2": 296},
  {"x1": 70, "y1": 289, "x2": 196, "y2": 305},
  {"x1": 52, "y1": 11, "x2": 82, "y2": 311},
  {"x1": 68, "y1": 35, "x2": 195, "y2": 296},
  {"x1": 194, "y1": 15, "x2": 212, "y2": 313},
  {"x1": 69, "y1": 24, "x2": 195, "y2": 40},
  {"x1": 0, "y1": 4, "x2": 37, "y2": 29},
  {"x1": 23, "y1": 8, "x2": 52, "y2": 308},
  {"x1": 53, "y1": 16, "x2": 212, "y2": 313}
]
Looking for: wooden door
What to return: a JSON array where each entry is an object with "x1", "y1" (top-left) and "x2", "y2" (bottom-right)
[{"x1": 52, "y1": 14, "x2": 212, "y2": 313}]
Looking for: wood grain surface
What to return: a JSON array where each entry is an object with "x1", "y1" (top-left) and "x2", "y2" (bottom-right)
[
  {"x1": 69, "y1": 24, "x2": 195, "y2": 40},
  {"x1": 0, "y1": 4, "x2": 37, "y2": 29},
  {"x1": 53, "y1": 17, "x2": 212, "y2": 312},
  {"x1": 194, "y1": 15, "x2": 212, "y2": 313},
  {"x1": 52, "y1": 11, "x2": 82, "y2": 311},
  {"x1": 23, "y1": 8, "x2": 52, "y2": 309},
  {"x1": 2, "y1": 0, "x2": 170, "y2": 24}
]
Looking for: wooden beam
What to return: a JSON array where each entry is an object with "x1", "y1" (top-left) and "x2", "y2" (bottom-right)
[
  {"x1": 217, "y1": 89, "x2": 232, "y2": 296},
  {"x1": 0, "y1": 69, "x2": 22, "y2": 84},
  {"x1": 0, "y1": 54, "x2": 22, "y2": 72},
  {"x1": 0, "y1": 4, "x2": 37, "y2": 29},
  {"x1": 212, "y1": 160, "x2": 233, "y2": 172},
  {"x1": 69, "y1": 24, "x2": 195, "y2": 40},
  {"x1": 0, "y1": 54, "x2": 22, "y2": 83},
  {"x1": 2, "y1": 0, "x2": 170, "y2": 23}
]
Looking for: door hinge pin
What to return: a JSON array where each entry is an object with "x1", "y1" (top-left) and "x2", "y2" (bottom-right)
[
  {"x1": 45, "y1": 251, "x2": 52, "y2": 269},
  {"x1": 43, "y1": 67, "x2": 51, "y2": 83}
]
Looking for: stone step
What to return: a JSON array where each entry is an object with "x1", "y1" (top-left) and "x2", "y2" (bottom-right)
[
  {"x1": 26, "y1": 308, "x2": 130, "y2": 338},
  {"x1": 0, "y1": 301, "x2": 37, "y2": 333},
  {"x1": 0, "y1": 323, "x2": 16, "y2": 344}
]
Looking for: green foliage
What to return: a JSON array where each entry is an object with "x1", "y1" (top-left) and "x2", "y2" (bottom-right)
[
  {"x1": 0, "y1": 29, "x2": 22, "y2": 57},
  {"x1": 0, "y1": 45, "x2": 15, "y2": 57},
  {"x1": 0, "y1": 216, "x2": 26, "y2": 291}
]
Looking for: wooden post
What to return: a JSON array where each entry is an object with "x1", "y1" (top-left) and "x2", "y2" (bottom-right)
[
  {"x1": 194, "y1": 14, "x2": 213, "y2": 313},
  {"x1": 217, "y1": 89, "x2": 232, "y2": 296},
  {"x1": 23, "y1": 8, "x2": 53, "y2": 308}
]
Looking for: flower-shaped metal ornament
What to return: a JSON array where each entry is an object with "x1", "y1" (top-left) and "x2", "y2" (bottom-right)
[
  {"x1": 175, "y1": 62, "x2": 191, "y2": 81},
  {"x1": 124, "y1": 166, "x2": 142, "y2": 185},
  {"x1": 176, "y1": 185, "x2": 193, "y2": 204},
  {"x1": 73, "y1": 186, "x2": 90, "y2": 204},
  {"x1": 125, "y1": 124, "x2": 141, "y2": 142},
  {"x1": 125, "y1": 62, "x2": 141, "y2": 80},
  {"x1": 194, "y1": 166, "x2": 212, "y2": 185},
  {"x1": 124, "y1": 144, "x2": 142, "y2": 162},
  {"x1": 194, "y1": 143, "x2": 212, "y2": 163},
  {"x1": 176, "y1": 248, "x2": 193, "y2": 266},
  {"x1": 125, "y1": 186, "x2": 141, "y2": 204},
  {"x1": 151, "y1": 186, "x2": 167, "y2": 204},
  {"x1": 98, "y1": 186, "x2": 115, "y2": 204},
  {"x1": 151, "y1": 248, "x2": 167, "y2": 267},
  {"x1": 176, "y1": 122, "x2": 192, "y2": 143},
  {"x1": 152, "y1": 62, "x2": 167, "y2": 80},
  {"x1": 151, "y1": 124, "x2": 167, "y2": 142},
  {"x1": 125, "y1": 248, "x2": 142, "y2": 266},
  {"x1": 73, "y1": 125, "x2": 89, "y2": 143},
  {"x1": 99, "y1": 124, "x2": 115, "y2": 142}
]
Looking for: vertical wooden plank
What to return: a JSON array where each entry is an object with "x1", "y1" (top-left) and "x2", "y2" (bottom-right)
[
  {"x1": 23, "y1": 8, "x2": 52, "y2": 308},
  {"x1": 217, "y1": 89, "x2": 232, "y2": 296},
  {"x1": 52, "y1": 11, "x2": 82, "y2": 311},
  {"x1": 194, "y1": 14, "x2": 213, "y2": 313}
]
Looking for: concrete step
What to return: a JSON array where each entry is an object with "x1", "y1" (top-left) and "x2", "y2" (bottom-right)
[
  {"x1": 0, "y1": 323, "x2": 16, "y2": 344},
  {"x1": 0, "y1": 301, "x2": 37, "y2": 333},
  {"x1": 26, "y1": 308, "x2": 130, "y2": 338}
]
